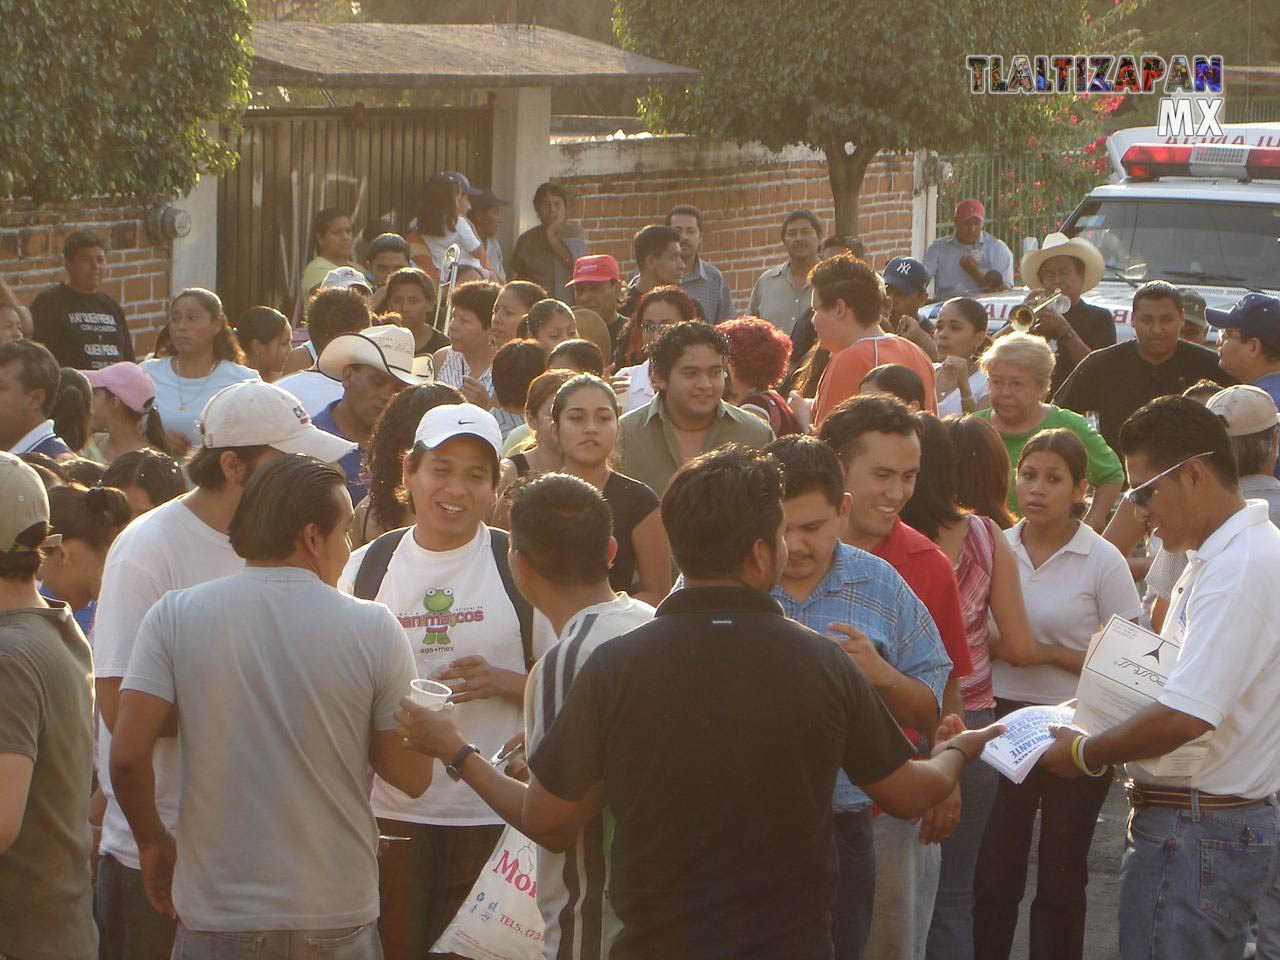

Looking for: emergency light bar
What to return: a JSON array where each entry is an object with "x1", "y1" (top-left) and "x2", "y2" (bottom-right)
[{"x1": 1121, "y1": 143, "x2": 1280, "y2": 181}]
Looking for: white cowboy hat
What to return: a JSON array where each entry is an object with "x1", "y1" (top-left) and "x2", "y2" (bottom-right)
[
  {"x1": 317, "y1": 324, "x2": 427, "y2": 385},
  {"x1": 1020, "y1": 232, "x2": 1105, "y2": 294}
]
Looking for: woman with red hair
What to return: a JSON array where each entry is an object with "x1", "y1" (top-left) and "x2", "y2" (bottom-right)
[
  {"x1": 615, "y1": 285, "x2": 700, "y2": 412},
  {"x1": 719, "y1": 315, "x2": 801, "y2": 436}
]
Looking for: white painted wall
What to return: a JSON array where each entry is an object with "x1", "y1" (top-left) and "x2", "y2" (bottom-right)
[{"x1": 169, "y1": 173, "x2": 219, "y2": 298}]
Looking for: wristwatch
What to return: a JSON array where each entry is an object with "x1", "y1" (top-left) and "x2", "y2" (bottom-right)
[
  {"x1": 445, "y1": 743, "x2": 481, "y2": 781},
  {"x1": 1057, "y1": 327, "x2": 1076, "y2": 343}
]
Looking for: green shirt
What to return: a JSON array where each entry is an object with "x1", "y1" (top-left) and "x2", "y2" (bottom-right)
[
  {"x1": 619, "y1": 396, "x2": 775, "y2": 496},
  {"x1": 974, "y1": 404, "x2": 1125, "y2": 515}
]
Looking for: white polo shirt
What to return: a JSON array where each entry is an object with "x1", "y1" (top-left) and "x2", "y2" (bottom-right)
[
  {"x1": 992, "y1": 520, "x2": 1141, "y2": 705},
  {"x1": 1138, "y1": 501, "x2": 1280, "y2": 798}
]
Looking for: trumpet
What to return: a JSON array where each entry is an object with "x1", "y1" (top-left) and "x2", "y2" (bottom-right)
[
  {"x1": 432, "y1": 243, "x2": 462, "y2": 334},
  {"x1": 1009, "y1": 288, "x2": 1070, "y2": 335}
]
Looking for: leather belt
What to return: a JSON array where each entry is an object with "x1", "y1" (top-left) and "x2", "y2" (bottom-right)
[{"x1": 1126, "y1": 781, "x2": 1263, "y2": 811}]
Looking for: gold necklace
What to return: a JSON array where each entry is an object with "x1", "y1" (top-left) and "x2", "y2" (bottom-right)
[{"x1": 173, "y1": 356, "x2": 216, "y2": 412}]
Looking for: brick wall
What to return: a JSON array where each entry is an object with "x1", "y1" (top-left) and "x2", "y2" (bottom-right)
[
  {"x1": 553, "y1": 139, "x2": 917, "y2": 311},
  {"x1": 0, "y1": 198, "x2": 174, "y2": 351}
]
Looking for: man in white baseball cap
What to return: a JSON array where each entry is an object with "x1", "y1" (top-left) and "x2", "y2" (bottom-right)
[
  {"x1": 0, "y1": 452, "x2": 96, "y2": 960},
  {"x1": 1207, "y1": 384, "x2": 1280, "y2": 521},
  {"x1": 91, "y1": 379, "x2": 356, "y2": 960},
  {"x1": 337, "y1": 401, "x2": 536, "y2": 957},
  {"x1": 313, "y1": 325, "x2": 426, "y2": 502},
  {"x1": 321, "y1": 265, "x2": 374, "y2": 297}
]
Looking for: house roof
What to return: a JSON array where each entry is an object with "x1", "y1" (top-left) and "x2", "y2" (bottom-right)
[{"x1": 250, "y1": 22, "x2": 698, "y2": 88}]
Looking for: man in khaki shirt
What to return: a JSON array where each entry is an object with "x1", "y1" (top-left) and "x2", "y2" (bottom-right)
[
  {"x1": 747, "y1": 209, "x2": 824, "y2": 336},
  {"x1": 619, "y1": 323, "x2": 773, "y2": 495}
]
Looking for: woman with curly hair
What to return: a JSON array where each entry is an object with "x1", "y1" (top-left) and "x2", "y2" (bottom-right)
[
  {"x1": 718, "y1": 315, "x2": 801, "y2": 436},
  {"x1": 348, "y1": 382, "x2": 465, "y2": 547},
  {"x1": 614, "y1": 285, "x2": 699, "y2": 412}
]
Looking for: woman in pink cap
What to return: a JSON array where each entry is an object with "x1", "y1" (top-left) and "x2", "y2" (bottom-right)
[{"x1": 83, "y1": 361, "x2": 171, "y2": 464}]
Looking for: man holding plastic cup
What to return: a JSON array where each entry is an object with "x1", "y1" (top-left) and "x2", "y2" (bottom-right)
[{"x1": 338, "y1": 402, "x2": 537, "y2": 958}]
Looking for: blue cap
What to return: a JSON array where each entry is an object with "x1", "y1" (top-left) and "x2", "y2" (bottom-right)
[
  {"x1": 1206, "y1": 293, "x2": 1280, "y2": 351},
  {"x1": 883, "y1": 256, "x2": 931, "y2": 295},
  {"x1": 443, "y1": 171, "x2": 483, "y2": 197}
]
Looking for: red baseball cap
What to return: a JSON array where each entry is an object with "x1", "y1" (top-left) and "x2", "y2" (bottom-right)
[
  {"x1": 566, "y1": 254, "x2": 620, "y2": 285},
  {"x1": 954, "y1": 199, "x2": 985, "y2": 222}
]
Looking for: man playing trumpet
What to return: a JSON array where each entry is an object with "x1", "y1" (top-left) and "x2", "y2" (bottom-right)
[{"x1": 1018, "y1": 233, "x2": 1115, "y2": 394}]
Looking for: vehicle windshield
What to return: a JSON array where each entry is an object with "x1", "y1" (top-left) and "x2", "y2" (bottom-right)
[{"x1": 1065, "y1": 199, "x2": 1280, "y2": 291}]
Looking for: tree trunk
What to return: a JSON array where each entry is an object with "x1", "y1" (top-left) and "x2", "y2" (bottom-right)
[{"x1": 826, "y1": 139, "x2": 880, "y2": 239}]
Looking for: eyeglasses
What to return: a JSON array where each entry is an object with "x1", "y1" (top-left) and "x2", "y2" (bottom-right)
[{"x1": 1122, "y1": 451, "x2": 1214, "y2": 509}]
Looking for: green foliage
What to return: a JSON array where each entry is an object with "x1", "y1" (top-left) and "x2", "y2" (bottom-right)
[
  {"x1": 0, "y1": 0, "x2": 252, "y2": 202},
  {"x1": 614, "y1": 0, "x2": 1130, "y2": 229}
]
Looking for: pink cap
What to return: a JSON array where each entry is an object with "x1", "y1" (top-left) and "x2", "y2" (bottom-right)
[
  {"x1": 85, "y1": 362, "x2": 156, "y2": 415},
  {"x1": 566, "y1": 254, "x2": 620, "y2": 285},
  {"x1": 954, "y1": 199, "x2": 985, "y2": 222}
]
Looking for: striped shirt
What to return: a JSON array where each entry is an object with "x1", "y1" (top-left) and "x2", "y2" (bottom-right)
[
  {"x1": 953, "y1": 514, "x2": 996, "y2": 711},
  {"x1": 526, "y1": 595, "x2": 655, "y2": 960},
  {"x1": 436, "y1": 348, "x2": 494, "y2": 395}
]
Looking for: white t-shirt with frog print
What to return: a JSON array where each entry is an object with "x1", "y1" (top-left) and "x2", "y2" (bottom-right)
[{"x1": 339, "y1": 524, "x2": 525, "y2": 825}]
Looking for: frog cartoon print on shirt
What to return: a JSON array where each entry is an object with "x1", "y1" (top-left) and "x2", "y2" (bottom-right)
[{"x1": 423, "y1": 588, "x2": 455, "y2": 645}]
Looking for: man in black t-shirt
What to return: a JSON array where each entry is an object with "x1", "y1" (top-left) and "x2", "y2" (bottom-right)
[
  {"x1": 1019, "y1": 233, "x2": 1115, "y2": 394},
  {"x1": 1055, "y1": 281, "x2": 1234, "y2": 454},
  {"x1": 30, "y1": 231, "x2": 135, "y2": 370},
  {"x1": 525, "y1": 446, "x2": 1000, "y2": 960}
]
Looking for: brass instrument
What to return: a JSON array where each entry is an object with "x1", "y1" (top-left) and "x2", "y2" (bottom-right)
[
  {"x1": 1009, "y1": 288, "x2": 1070, "y2": 335},
  {"x1": 432, "y1": 243, "x2": 461, "y2": 334}
]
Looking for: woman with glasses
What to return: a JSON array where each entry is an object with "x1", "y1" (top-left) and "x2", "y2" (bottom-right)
[
  {"x1": 973, "y1": 332, "x2": 1125, "y2": 529},
  {"x1": 972, "y1": 428, "x2": 1141, "y2": 960},
  {"x1": 614, "y1": 286, "x2": 699, "y2": 413}
]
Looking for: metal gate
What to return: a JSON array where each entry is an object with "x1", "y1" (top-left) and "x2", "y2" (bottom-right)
[{"x1": 217, "y1": 105, "x2": 493, "y2": 322}]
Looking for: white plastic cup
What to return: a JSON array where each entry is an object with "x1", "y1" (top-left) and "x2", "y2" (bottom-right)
[{"x1": 409, "y1": 678, "x2": 452, "y2": 712}]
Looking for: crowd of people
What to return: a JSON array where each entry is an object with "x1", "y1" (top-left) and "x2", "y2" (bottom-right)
[{"x1": 2, "y1": 178, "x2": 1280, "y2": 960}]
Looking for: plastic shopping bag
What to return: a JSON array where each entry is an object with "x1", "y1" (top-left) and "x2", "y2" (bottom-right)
[{"x1": 430, "y1": 825, "x2": 545, "y2": 960}]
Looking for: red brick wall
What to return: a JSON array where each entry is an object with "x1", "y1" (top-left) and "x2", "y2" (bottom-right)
[
  {"x1": 0, "y1": 198, "x2": 174, "y2": 351},
  {"x1": 560, "y1": 154, "x2": 916, "y2": 310}
]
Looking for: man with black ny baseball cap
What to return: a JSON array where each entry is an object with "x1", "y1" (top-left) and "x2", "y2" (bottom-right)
[{"x1": 882, "y1": 256, "x2": 939, "y2": 360}]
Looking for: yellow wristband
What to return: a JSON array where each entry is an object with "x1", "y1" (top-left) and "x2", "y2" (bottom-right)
[{"x1": 1071, "y1": 734, "x2": 1107, "y2": 777}]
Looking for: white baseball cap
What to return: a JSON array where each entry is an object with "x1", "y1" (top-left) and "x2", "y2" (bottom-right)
[
  {"x1": 317, "y1": 324, "x2": 426, "y2": 386},
  {"x1": 413, "y1": 403, "x2": 503, "y2": 460},
  {"x1": 0, "y1": 452, "x2": 58, "y2": 554},
  {"x1": 321, "y1": 265, "x2": 373, "y2": 295},
  {"x1": 198, "y1": 380, "x2": 358, "y2": 462},
  {"x1": 1206, "y1": 384, "x2": 1280, "y2": 437}
]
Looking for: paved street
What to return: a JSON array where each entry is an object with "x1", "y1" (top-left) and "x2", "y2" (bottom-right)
[{"x1": 1010, "y1": 779, "x2": 1128, "y2": 960}]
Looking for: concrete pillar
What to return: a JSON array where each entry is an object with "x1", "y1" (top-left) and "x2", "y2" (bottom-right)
[
  {"x1": 911, "y1": 149, "x2": 938, "y2": 259},
  {"x1": 489, "y1": 86, "x2": 553, "y2": 251},
  {"x1": 170, "y1": 172, "x2": 219, "y2": 298}
]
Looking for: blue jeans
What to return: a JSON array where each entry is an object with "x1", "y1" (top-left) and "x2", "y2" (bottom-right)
[
  {"x1": 832, "y1": 808, "x2": 876, "y2": 960},
  {"x1": 1119, "y1": 794, "x2": 1279, "y2": 960},
  {"x1": 172, "y1": 921, "x2": 382, "y2": 960},
  {"x1": 925, "y1": 707, "x2": 999, "y2": 960},
  {"x1": 95, "y1": 853, "x2": 177, "y2": 960}
]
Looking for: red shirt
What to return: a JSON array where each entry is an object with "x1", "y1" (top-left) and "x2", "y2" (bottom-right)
[{"x1": 869, "y1": 518, "x2": 973, "y2": 680}]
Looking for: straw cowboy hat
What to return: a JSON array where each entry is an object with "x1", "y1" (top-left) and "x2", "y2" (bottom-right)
[
  {"x1": 318, "y1": 324, "x2": 427, "y2": 385},
  {"x1": 1020, "y1": 233, "x2": 1105, "y2": 294}
]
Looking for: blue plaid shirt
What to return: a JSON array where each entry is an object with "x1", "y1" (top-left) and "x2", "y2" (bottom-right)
[{"x1": 772, "y1": 541, "x2": 951, "y2": 812}]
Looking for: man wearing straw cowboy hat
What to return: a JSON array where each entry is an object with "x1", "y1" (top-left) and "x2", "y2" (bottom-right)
[
  {"x1": 1019, "y1": 232, "x2": 1116, "y2": 394},
  {"x1": 314, "y1": 324, "x2": 429, "y2": 503}
]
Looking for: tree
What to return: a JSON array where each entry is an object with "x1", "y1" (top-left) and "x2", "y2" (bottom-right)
[
  {"x1": 0, "y1": 0, "x2": 252, "y2": 202},
  {"x1": 614, "y1": 0, "x2": 1110, "y2": 235}
]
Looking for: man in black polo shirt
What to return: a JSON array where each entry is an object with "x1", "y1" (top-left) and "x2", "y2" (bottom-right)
[
  {"x1": 30, "y1": 231, "x2": 135, "y2": 370},
  {"x1": 1055, "y1": 281, "x2": 1233, "y2": 454},
  {"x1": 518, "y1": 447, "x2": 1000, "y2": 960},
  {"x1": 1019, "y1": 233, "x2": 1115, "y2": 395}
]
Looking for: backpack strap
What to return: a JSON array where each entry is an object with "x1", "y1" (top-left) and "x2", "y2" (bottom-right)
[
  {"x1": 353, "y1": 528, "x2": 409, "y2": 601},
  {"x1": 488, "y1": 527, "x2": 534, "y2": 670}
]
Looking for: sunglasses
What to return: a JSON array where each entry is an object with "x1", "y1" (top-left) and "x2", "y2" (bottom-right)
[{"x1": 1122, "y1": 451, "x2": 1214, "y2": 509}]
